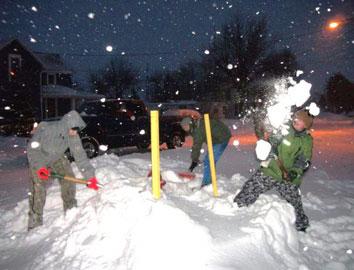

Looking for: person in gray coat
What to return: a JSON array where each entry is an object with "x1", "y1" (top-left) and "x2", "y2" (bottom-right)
[{"x1": 27, "y1": 110, "x2": 97, "y2": 230}]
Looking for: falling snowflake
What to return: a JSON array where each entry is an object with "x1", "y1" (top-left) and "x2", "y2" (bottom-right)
[
  {"x1": 31, "y1": 141, "x2": 40, "y2": 149},
  {"x1": 204, "y1": 50, "x2": 210, "y2": 55},
  {"x1": 100, "y1": 98, "x2": 106, "y2": 103},
  {"x1": 106, "y1": 45, "x2": 113, "y2": 52},
  {"x1": 232, "y1": 140, "x2": 240, "y2": 147},
  {"x1": 99, "y1": 145, "x2": 108, "y2": 151},
  {"x1": 31, "y1": 6, "x2": 38, "y2": 12},
  {"x1": 139, "y1": 129, "x2": 146, "y2": 135},
  {"x1": 227, "y1": 64, "x2": 233, "y2": 70},
  {"x1": 88, "y1": 12, "x2": 95, "y2": 19},
  {"x1": 30, "y1": 37, "x2": 37, "y2": 43}
]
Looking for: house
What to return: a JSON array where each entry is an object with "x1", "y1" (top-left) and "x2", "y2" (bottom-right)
[{"x1": 0, "y1": 39, "x2": 101, "y2": 123}]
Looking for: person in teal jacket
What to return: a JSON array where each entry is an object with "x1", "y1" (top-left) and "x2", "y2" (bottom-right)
[
  {"x1": 234, "y1": 109, "x2": 314, "y2": 232},
  {"x1": 180, "y1": 116, "x2": 231, "y2": 187}
]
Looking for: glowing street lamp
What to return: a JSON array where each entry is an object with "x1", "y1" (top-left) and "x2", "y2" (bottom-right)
[{"x1": 327, "y1": 20, "x2": 341, "y2": 30}]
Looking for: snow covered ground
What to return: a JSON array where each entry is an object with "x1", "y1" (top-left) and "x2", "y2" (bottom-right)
[{"x1": 0, "y1": 113, "x2": 354, "y2": 270}]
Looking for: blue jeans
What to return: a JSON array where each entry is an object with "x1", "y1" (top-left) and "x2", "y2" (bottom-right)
[{"x1": 202, "y1": 142, "x2": 228, "y2": 186}]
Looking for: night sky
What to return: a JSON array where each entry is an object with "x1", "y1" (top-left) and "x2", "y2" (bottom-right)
[{"x1": 1, "y1": 0, "x2": 353, "y2": 95}]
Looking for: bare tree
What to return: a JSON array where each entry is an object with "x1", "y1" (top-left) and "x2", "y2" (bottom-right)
[{"x1": 90, "y1": 58, "x2": 139, "y2": 98}]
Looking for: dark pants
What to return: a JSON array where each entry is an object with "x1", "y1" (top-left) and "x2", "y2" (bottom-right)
[
  {"x1": 28, "y1": 157, "x2": 77, "y2": 230},
  {"x1": 234, "y1": 170, "x2": 309, "y2": 231}
]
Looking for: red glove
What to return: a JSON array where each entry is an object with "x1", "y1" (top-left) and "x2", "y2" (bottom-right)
[
  {"x1": 37, "y1": 167, "x2": 50, "y2": 180},
  {"x1": 87, "y1": 177, "x2": 99, "y2": 190}
]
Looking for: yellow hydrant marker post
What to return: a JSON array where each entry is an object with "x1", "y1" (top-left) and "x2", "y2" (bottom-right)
[
  {"x1": 150, "y1": 110, "x2": 161, "y2": 199},
  {"x1": 204, "y1": 114, "x2": 219, "y2": 197}
]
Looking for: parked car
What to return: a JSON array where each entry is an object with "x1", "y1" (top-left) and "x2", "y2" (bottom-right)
[
  {"x1": 0, "y1": 105, "x2": 35, "y2": 136},
  {"x1": 78, "y1": 99, "x2": 150, "y2": 158},
  {"x1": 77, "y1": 100, "x2": 197, "y2": 158}
]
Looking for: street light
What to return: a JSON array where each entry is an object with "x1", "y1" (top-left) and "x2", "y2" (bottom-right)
[
  {"x1": 326, "y1": 16, "x2": 353, "y2": 31},
  {"x1": 327, "y1": 20, "x2": 341, "y2": 30}
]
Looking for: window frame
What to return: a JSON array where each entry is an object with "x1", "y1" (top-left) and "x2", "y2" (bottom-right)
[{"x1": 8, "y1": 54, "x2": 22, "y2": 81}]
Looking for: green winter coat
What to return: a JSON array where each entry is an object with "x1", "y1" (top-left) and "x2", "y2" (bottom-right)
[
  {"x1": 27, "y1": 110, "x2": 95, "y2": 179},
  {"x1": 261, "y1": 127, "x2": 313, "y2": 186},
  {"x1": 190, "y1": 118, "x2": 231, "y2": 162}
]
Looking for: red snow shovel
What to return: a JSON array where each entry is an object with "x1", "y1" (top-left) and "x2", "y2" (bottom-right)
[
  {"x1": 176, "y1": 171, "x2": 196, "y2": 180},
  {"x1": 147, "y1": 170, "x2": 167, "y2": 188},
  {"x1": 147, "y1": 170, "x2": 195, "y2": 187}
]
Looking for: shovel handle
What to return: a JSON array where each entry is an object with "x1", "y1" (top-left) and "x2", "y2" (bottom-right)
[{"x1": 62, "y1": 175, "x2": 88, "y2": 185}]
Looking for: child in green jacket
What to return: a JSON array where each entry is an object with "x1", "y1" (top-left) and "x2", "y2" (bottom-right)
[{"x1": 234, "y1": 109, "x2": 314, "y2": 232}]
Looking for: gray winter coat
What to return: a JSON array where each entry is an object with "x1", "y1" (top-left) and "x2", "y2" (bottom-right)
[{"x1": 27, "y1": 110, "x2": 95, "y2": 179}]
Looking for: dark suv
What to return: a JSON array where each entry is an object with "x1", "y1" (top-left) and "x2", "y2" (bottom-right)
[
  {"x1": 78, "y1": 99, "x2": 150, "y2": 158},
  {"x1": 77, "y1": 99, "x2": 190, "y2": 158}
]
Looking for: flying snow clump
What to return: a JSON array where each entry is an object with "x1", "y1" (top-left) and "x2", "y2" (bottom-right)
[
  {"x1": 255, "y1": 140, "x2": 271, "y2": 161},
  {"x1": 307, "y1": 102, "x2": 320, "y2": 116}
]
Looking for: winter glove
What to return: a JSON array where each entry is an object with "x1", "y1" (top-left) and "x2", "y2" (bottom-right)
[
  {"x1": 37, "y1": 167, "x2": 50, "y2": 180},
  {"x1": 87, "y1": 177, "x2": 99, "y2": 190},
  {"x1": 189, "y1": 161, "x2": 198, "y2": 172},
  {"x1": 287, "y1": 170, "x2": 298, "y2": 182}
]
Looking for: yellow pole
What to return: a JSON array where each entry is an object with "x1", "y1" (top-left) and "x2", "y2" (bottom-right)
[
  {"x1": 150, "y1": 110, "x2": 161, "y2": 199},
  {"x1": 204, "y1": 114, "x2": 219, "y2": 197}
]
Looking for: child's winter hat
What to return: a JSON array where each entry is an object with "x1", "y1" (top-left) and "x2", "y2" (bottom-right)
[
  {"x1": 180, "y1": 117, "x2": 192, "y2": 127},
  {"x1": 294, "y1": 109, "x2": 314, "y2": 129}
]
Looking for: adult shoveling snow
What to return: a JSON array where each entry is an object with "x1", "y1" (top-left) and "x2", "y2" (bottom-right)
[
  {"x1": 27, "y1": 110, "x2": 99, "y2": 231},
  {"x1": 180, "y1": 116, "x2": 231, "y2": 188}
]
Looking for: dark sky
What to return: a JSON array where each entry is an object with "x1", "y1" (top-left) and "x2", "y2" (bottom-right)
[{"x1": 1, "y1": 0, "x2": 353, "y2": 95}]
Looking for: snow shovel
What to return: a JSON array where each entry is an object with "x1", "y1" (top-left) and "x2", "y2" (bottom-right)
[
  {"x1": 147, "y1": 170, "x2": 167, "y2": 188},
  {"x1": 176, "y1": 171, "x2": 196, "y2": 180},
  {"x1": 147, "y1": 170, "x2": 196, "y2": 187},
  {"x1": 50, "y1": 171, "x2": 103, "y2": 190}
]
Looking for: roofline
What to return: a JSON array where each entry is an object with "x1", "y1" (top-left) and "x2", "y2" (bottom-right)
[{"x1": 0, "y1": 38, "x2": 72, "y2": 72}]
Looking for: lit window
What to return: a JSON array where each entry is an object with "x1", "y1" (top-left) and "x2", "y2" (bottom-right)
[{"x1": 8, "y1": 54, "x2": 22, "y2": 81}]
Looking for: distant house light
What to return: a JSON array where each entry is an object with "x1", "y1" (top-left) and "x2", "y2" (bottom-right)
[{"x1": 8, "y1": 54, "x2": 22, "y2": 81}]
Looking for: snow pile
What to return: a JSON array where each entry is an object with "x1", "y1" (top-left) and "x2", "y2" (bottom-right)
[{"x1": 0, "y1": 153, "x2": 307, "y2": 270}]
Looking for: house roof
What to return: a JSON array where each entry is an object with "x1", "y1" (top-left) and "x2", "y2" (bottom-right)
[
  {"x1": 33, "y1": 52, "x2": 71, "y2": 73},
  {"x1": 0, "y1": 38, "x2": 71, "y2": 73},
  {"x1": 42, "y1": 85, "x2": 103, "y2": 99}
]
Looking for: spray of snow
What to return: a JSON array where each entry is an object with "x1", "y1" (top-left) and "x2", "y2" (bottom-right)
[{"x1": 266, "y1": 77, "x2": 313, "y2": 134}]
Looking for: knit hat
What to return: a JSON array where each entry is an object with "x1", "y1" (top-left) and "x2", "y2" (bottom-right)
[
  {"x1": 294, "y1": 110, "x2": 314, "y2": 129},
  {"x1": 180, "y1": 117, "x2": 192, "y2": 127}
]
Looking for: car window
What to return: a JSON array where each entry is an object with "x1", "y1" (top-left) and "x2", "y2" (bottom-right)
[
  {"x1": 78, "y1": 102, "x2": 107, "y2": 116},
  {"x1": 126, "y1": 101, "x2": 147, "y2": 117}
]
